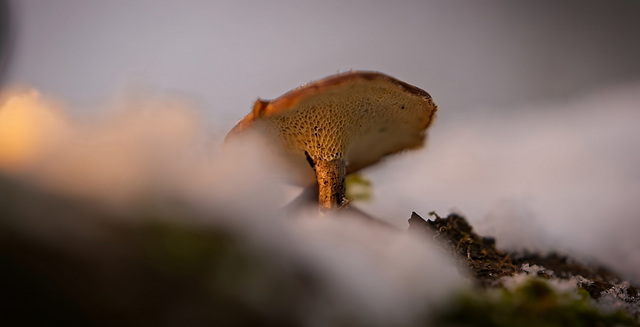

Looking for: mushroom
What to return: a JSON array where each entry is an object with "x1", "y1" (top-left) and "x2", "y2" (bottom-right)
[{"x1": 226, "y1": 71, "x2": 437, "y2": 211}]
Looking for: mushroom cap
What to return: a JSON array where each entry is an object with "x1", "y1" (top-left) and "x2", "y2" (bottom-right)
[{"x1": 226, "y1": 71, "x2": 437, "y2": 183}]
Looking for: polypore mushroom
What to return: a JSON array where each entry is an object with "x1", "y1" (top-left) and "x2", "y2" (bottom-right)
[{"x1": 226, "y1": 71, "x2": 437, "y2": 211}]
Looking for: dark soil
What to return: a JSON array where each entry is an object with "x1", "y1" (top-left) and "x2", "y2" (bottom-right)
[
  {"x1": 408, "y1": 211, "x2": 640, "y2": 304},
  {"x1": 409, "y1": 211, "x2": 518, "y2": 285}
]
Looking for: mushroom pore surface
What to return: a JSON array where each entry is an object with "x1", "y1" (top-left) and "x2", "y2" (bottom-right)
[
  {"x1": 252, "y1": 76, "x2": 436, "y2": 172},
  {"x1": 226, "y1": 71, "x2": 436, "y2": 210}
]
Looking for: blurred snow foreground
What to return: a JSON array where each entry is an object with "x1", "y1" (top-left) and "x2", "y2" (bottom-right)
[
  {"x1": 363, "y1": 82, "x2": 640, "y2": 283},
  {"x1": 0, "y1": 89, "x2": 464, "y2": 326},
  {"x1": 2, "y1": 84, "x2": 640, "y2": 325}
]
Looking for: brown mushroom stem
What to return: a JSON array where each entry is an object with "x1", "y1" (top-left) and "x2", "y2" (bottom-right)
[{"x1": 315, "y1": 158, "x2": 346, "y2": 211}]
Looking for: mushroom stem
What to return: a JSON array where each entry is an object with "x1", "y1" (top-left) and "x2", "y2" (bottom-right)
[{"x1": 315, "y1": 158, "x2": 346, "y2": 211}]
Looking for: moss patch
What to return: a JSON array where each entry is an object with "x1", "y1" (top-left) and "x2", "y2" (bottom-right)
[{"x1": 431, "y1": 278, "x2": 640, "y2": 327}]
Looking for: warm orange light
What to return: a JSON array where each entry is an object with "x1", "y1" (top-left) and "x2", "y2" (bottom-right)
[{"x1": 0, "y1": 91, "x2": 66, "y2": 172}]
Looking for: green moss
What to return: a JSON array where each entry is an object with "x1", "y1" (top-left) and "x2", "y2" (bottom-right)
[
  {"x1": 345, "y1": 173, "x2": 373, "y2": 202},
  {"x1": 431, "y1": 278, "x2": 640, "y2": 327}
]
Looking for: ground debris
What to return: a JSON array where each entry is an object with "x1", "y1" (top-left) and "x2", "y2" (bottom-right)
[
  {"x1": 512, "y1": 251, "x2": 626, "y2": 299},
  {"x1": 408, "y1": 211, "x2": 640, "y2": 314},
  {"x1": 408, "y1": 211, "x2": 518, "y2": 286}
]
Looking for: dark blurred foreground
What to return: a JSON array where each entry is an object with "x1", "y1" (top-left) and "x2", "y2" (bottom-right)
[
  {"x1": 1, "y1": 174, "x2": 639, "y2": 326},
  {"x1": 0, "y1": 174, "x2": 313, "y2": 326}
]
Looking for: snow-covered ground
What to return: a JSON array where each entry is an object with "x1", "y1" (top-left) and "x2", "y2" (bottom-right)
[
  {"x1": 0, "y1": 90, "x2": 467, "y2": 325},
  {"x1": 1, "y1": 82, "x2": 639, "y2": 323},
  {"x1": 361, "y1": 82, "x2": 640, "y2": 283}
]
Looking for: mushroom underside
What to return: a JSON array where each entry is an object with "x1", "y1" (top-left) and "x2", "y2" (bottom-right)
[
  {"x1": 226, "y1": 71, "x2": 437, "y2": 211},
  {"x1": 257, "y1": 82, "x2": 434, "y2": 209}
]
